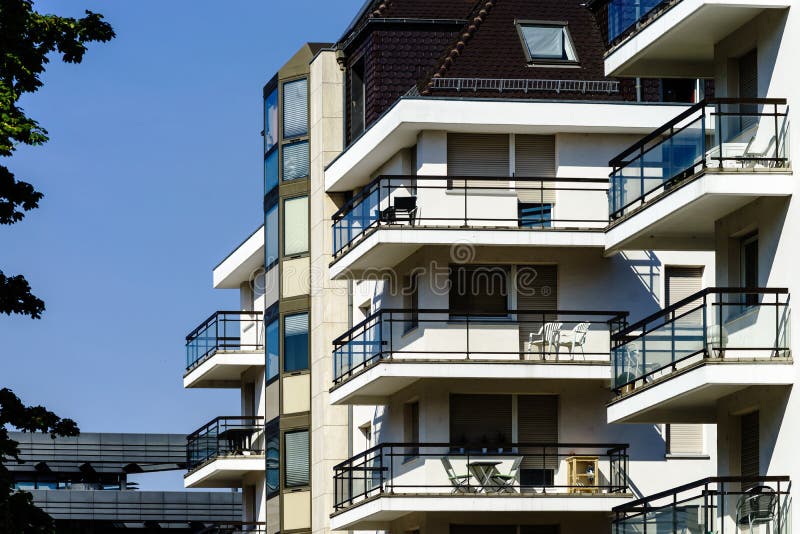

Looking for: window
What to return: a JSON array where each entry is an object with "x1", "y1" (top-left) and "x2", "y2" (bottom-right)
[
  {"x1": 266, "y1": 419, "x2": 280, "y2": 497},
  {"x1": 517, "y1": 22, "x2": 578, "y2": 64},
  {"x1": 667, "y1": 424, "x2": 704, "y2": 455},
  {"x1": 283, "y1": 312, "x2": 309, "y2": 372},
  {"x1": 403, "y1": 274, "x2": 419, "y2": 333},
  {"x1": 283, "y1": 196, "x2": 309, "y2": 256},
  {"x1": 265, "y1": 202, "x2": 279, "y2": 268},
  {"x1": 282, "y1": 78, "x2": 308, "y2": 139},
  {"x1": 741, "y1": 234, "x2": 758, "y2": 306},
  {"x1": 264, "y1": 88, "x2": 278, "y2": 152},
  {"x1": 284, "y1": 429, "x2": 310, "y2": 487},
  {"x1": 282, "y1": 140, "x2": 309, "y2": 181},
  {"x1": 265, "y1": 148, "x2": 278, "y2": 193},
  {"x1": 518, "y1": 203, "x2": 552, "y2": 228},
  {"x1": 661, "y1": 79, "x2": 698, "y2": 103},
  {"x1": 350, "y1": 58, "x2": 366, "y2": 140},
  {"x1": 449, "y1": 265, "x2": 509, "y2": 316},
  {"x1": 450, "y1": 394, "x2": 512, "y2": 449},
  {"x1": 403, "y1": 401, "x2": 419, "y2": 459},
  {"x1": 266, "y1": 316, "x2": 279, "y2": 383}
]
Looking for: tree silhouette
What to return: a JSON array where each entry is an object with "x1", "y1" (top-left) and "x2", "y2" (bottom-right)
[{"x1": 1, "y1": 1, "x2": 114, "y2": 530}]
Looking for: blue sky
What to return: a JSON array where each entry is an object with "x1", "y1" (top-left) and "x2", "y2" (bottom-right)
[{"x1": 2, "y1": 0, "x2": 363, "y2": 489}]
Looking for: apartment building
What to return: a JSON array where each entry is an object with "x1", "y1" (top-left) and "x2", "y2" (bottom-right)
[
  {"x1": 323, "y1": 1, "x2": 721, "y2": 533},
  {"x1": 584, "y1": 0, "x2": 796, "y2": 532},
  {"x1": 181, "y1": 0, "x2": 796, "y2": 532}
]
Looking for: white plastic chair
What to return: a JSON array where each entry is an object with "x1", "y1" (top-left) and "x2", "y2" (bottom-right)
[
  {"x1": 527, "y1": 322, "x2": 562, "y2": 360},
  {"x1": 559, "y1": 322, "x2": 590, "y2": 359}
]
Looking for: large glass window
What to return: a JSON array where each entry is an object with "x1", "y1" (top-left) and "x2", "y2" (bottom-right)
[
  {"x1": 284, "y1": 429, "x2": 309, "y2": 487},
  {"x1": 265, "y1": 148, "x2": 278, "y2": 193},
  {"x1": 517, "y1": 23, "x2": 578, "y2": 63},
  {"x1": 266, "y1": 419, "x2": 279, "y2": 497},
  {"x1": 264, "y1": 89, "x2": 278, "y2": 152},
  {"x1": 282, "y1": 78, "x2": 308, "y2": 139},
  {"x1": 282, "y1": 140, "x2": 309, "y2": 181},
  {"x1": 283, "y1": 312, "x2": 309, "y2": 372},
  {"x1": 283, "y1": 196, "x2": 309, "y2": 256},
  {"x1": 266, "y1": 316, "x2": 279, "y2": 383},
  {"x1": 265, "y1": 203, "x2": 279, "y2": 268}
]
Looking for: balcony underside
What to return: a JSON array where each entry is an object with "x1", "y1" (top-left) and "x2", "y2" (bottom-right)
[
  {"x1": 605, "y1": 0, "x2": 790, "y2": 78},
  {"x1": 331, "y1": 494, "x2": 633, "y2": 531},
  {"x1": 183, "y1": 457, "x2": 265, "y2": 488},
  {"x1": 183, "y1": 351, "x2": 264, "y2": 388},
  {"x1": 605, "y1": 170, "x2": 792, "y2": 254},
  {"x1": 331, "y1": 361, "x2": 612, "y2": 405},
  {"x1": 607, "y1": 360, "x2": 793, "y2": 424},
  {"x1": 331, "y1": 228, "x2": 605, "y2": 279}
]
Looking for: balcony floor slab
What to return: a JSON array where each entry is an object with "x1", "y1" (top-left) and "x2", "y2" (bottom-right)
[
  {"x1": 331, "y1": 361, "x2": 612, "y2": 405},
  {"x1": 183, "y1": 350, "x2": 264, "y2": 389},
  {"x1": 330, "y1": 494, "x2": 633, "y2": 531},
  {"x1": 183, "y1": 456, "x2": 265, "y2": 489},
  {"x1": 607, "y1": 360, "x2": 793, "y2": 424},
  {"x1": 605, "y1": 170, "x2": 793, "y2": 254},
  {"x1": 332, "y1": 227, "x2": 605, "y2": 279}
]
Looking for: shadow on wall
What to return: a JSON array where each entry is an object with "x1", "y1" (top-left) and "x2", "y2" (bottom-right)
[{"x1": 612, "y1": 250, "x2": 662, "y2": 319}]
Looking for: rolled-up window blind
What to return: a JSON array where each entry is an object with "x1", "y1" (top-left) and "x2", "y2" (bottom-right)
[
  {"x1": 282, "y1": 141, "x2": 309, "y2": 182},
  {"x1": 284, "y1": 429, "x2": 309, "y2": 487},
  {"x1": 283, "y1": 78, "x2": 308, "y2": 139}
]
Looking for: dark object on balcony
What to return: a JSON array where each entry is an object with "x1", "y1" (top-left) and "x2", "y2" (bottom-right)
[
  {"x1": 736, "y1": 485, "x2": 778, "y2": 530},
  {"x1": 380, "y1": 196, "x2": 417, "y2": 225}
]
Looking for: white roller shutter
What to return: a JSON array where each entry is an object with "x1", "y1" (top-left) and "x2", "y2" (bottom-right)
[
  {"x1": 517, "y1": 265, "x2": 557, "y2": 350},
  {"x1": 447, "y1": 133, "x2": 510, "y2": 189},
  {"x1": 665, "y1": 267, "x2": 705, "y2": 456},
  {"x1": 518, "y1": 395, "x2": 558, "y2": 470},
  {"x1": 667, "y1": 424, "x2": 704, "y2": 455},
  {"x1": 515, "y1": 135, "x2": 557, "y2": 203}
]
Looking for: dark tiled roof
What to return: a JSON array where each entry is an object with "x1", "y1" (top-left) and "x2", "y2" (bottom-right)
[{"x1": 420, "y1": 0, "x2": 621, "y2": 99}]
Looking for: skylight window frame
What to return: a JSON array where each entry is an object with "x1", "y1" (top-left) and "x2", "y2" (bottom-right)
[{"x1": 515, "y1": 20, "x2": 580, "y2": 67}]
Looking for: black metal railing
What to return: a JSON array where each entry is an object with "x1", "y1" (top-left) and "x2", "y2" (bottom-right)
[
  {"x1": 332, "y1": 308, "x2": 629, "y2": 385},
  {"x1": 185, "y1": 311, "x2": 264, "y2": 371},
  {"x1": 186, "y1": 417, "x2": 265, "y2": 471},
  {"x1": 613, "y1": 476, "x2": 791, "y2": 533},
  {"x1": 609, "y1": 98, "x2": 789, "y2": 220},
  {"x1": 332, "y1": 175, "x2": 609, "y2": 256},
  {"x1": 333, "y1": 442, "x2": 630, "y2": 512},
  {"x1": 611, "y1": 288, "x2": 790, "y2": 394}
]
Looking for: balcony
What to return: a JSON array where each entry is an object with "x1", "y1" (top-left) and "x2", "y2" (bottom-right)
[
  {"x1": 606, "y1": 98, "x2": 791, "y2": 252},
  {"x1": 331, "y1": 175, "x2": 608, "y2": 278},
  {"x1": 184, "y1": 311, "x2": 264, "y2": 389},
  {"x1": 613, "y1": 476, "x2": 791, "y2": 534},
  {"x1": 184, "y1": 417, "x2": 264, "y2": 488},
  {"x1": 591, "y1": 0, "x2": 790, "y2": 77},
  {"x1": 331, "y1": 442, "x2": 631, "y2": 530},
  {"x1": 330, "y1": 309, "x2": 628, "y2": 405},
  {"x1": 608, "y1": 288, "x2": 792, "y2": 423}
]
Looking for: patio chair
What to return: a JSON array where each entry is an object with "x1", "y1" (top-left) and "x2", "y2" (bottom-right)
[
  {"x1": 736, "y1": 485, "x2": 778, "y2": 531},
  {"x1": 380, "y1": 196, "x2": 418, "y2": 225},
  {"x1": 558, "y1": 322, "x2": 590, "y2": 359},
  {"x1": 527, "y1": 322, "x2": 562, "y2": 360},
  {"x1": 489, "y1": 457, "x2": 522, "y2": 494},
  {"x1": 441, "y1": 457, "x2": 474, "y2": 494}
]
